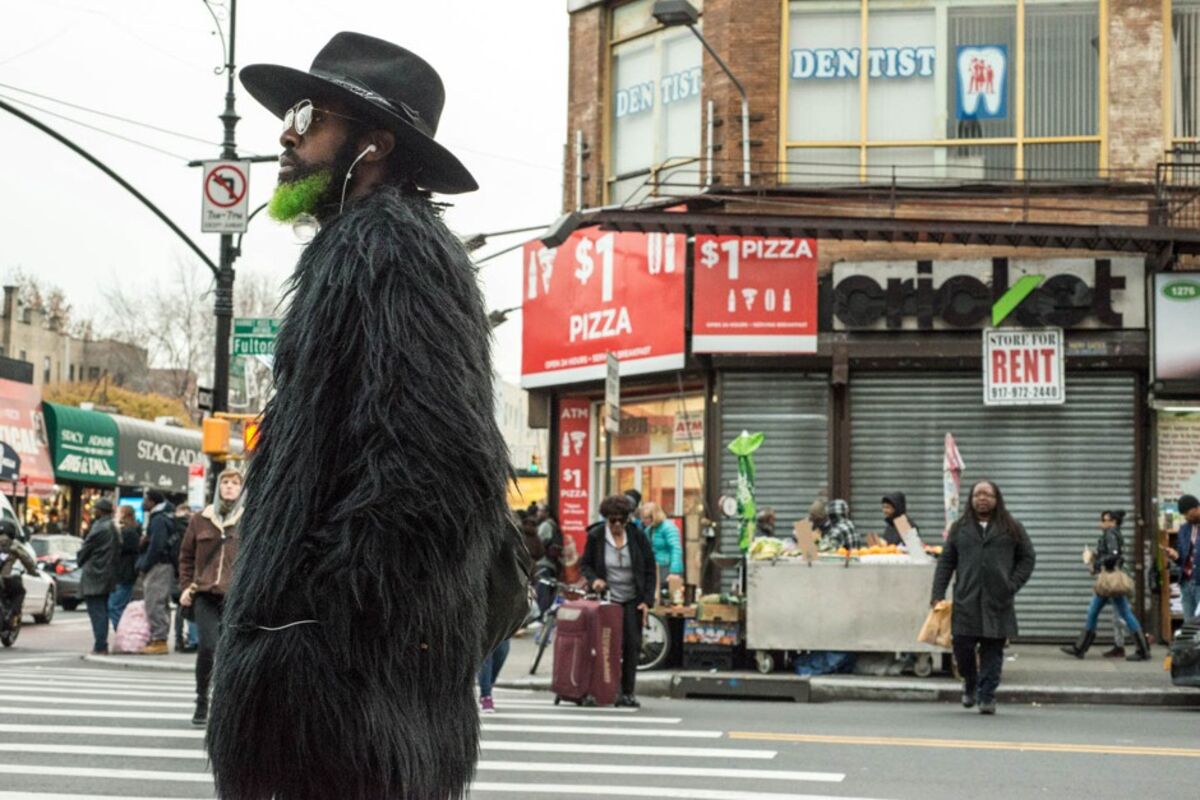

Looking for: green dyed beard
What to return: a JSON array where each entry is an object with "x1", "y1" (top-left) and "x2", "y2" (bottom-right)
[{"x1": 268, "y1": 171, "x2": 333, "y2": 222}]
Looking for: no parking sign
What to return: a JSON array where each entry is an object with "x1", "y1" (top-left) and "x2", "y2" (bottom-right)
[{"x1": 201, "y1": 160, "x2": 250, "y2": 233}]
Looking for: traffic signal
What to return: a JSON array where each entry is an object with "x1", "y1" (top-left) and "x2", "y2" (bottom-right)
[
  {"x1": 243, "y1": 420, "x2": 261, "y2": 452},
  {"x1": 202, "y1": 418, "x2": 231, "y2": 456}
]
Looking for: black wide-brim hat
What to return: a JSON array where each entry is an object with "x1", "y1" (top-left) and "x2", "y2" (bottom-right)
[{"x1": 240, "y1": 32, "x2": 477, "y2": 194}]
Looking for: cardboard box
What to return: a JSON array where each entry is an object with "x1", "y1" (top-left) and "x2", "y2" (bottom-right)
[
  {"x1": 697, "y1": 601, "x2": 741, "y2": 622},
  {"x1": 684, "y1": 619, "x2": 740, "y2": 646}
]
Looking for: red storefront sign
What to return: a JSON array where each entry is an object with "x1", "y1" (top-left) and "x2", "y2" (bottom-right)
[
  {"x1": 692, "y1": 235, "x2": 819, "y2": 354},
  {"x1": 522, "y1": 230, "x2": 686, "y2": 388},
  {"x1": 558, "y1": 397, "x2": 592, "y2": 573},
  {"x1": 0, "y1": 379, "x2": 55, "y2": 496}
]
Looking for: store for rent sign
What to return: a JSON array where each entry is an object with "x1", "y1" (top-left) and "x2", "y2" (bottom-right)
[
  {"x1": 692, "y1": 235, "x2": 818, "y2": 354},
  {"x1": 558, "y1": 398, "x2": 592, "y2": 565},
  {"x1": 522, "y1": 230, "x2": 686, "y2": 388},
  {"x1": 983, "y1": 328, "x2": 1064, "y2": 406}
]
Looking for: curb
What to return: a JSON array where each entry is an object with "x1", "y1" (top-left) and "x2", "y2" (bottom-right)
[
  {"x1": 497, "y1": 670, "x2": 1200, "y2": 707},
  {"x1": 82, "y1": 654, "x2": 195, "y2": 672}
]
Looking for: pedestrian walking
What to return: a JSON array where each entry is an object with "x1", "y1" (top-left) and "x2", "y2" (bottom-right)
[
  {"x1": 1061, "y1": 509, "x2": 1150, "y2": 661},
  {"x1": 172, "y1": 502, "x2": 199, "y2": 654},
  {"x1": 134, "y1": 489, "x2": 176, "y2": 655},
  {"x1": 106, "y1": 505, "x2": 140, "y2": 631},
  {"x1": 581, "y1": 494, "x2": 656, "y2": 708},
  {"x1": 931, "y1": 480, "x2": 1036, "y2": 715},
  {"x1": 478, "y1": 638, "x2": 510, "y2": 714},
  {"x1": 76, "y1": 497, "x2": 119, "y2": 655},
  {"x1": 178, "y1": 467, "x2": 243, "y2": 726},
  {"x1": 640, "y1": 501, "x2": 682, "y2": 596},
  {"x1": 1165, "y1": 494, "x2": 1200, "y2": 624},
  {"x1": 205, "y1": 33, "x2": 529, "y2": 800}
]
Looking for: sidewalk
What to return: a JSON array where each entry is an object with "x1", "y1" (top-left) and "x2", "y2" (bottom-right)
[
  {"x1": 81, "y1": 632, "x2": 1199, "y2": 707},
  {"x1": 491, "y1": 630, "x2": 1200, "y2": 707}
]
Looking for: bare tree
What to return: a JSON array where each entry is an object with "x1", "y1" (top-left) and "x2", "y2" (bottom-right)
[
  {"x1": 6, "y1": 267, "x2": 79, "y2": 332},
  {"x1": 100, "y1": 258, "x2": 286, "y2": 414}
]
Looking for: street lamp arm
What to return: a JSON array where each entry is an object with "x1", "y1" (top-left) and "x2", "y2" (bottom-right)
[
  {"x1": 686, "y1": 24, "x2": 746, "y2": 102},
  {"x1": 0, "y1": 97, "x2": 220, "y2": 279}
]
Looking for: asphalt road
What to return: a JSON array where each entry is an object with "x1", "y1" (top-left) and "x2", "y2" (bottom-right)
[{"x1": 2, "y1": 610, "x2": 1196, "y2": 799}]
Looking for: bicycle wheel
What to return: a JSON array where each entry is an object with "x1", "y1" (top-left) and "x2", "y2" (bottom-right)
[
  {"x1": 637, "y1": 612, "x2": 670, "y2": 671},
  {"x1": 530, "y1": 616, "x2": 555, "y2": 675}
]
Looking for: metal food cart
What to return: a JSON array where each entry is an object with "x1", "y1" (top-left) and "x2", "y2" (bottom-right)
[{"x1": 746, "y1": 559, "x2": 944, "y2": 676}]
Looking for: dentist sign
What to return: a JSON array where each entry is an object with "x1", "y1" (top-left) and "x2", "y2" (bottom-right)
[
  {"x1": 956, "y1": 45, "x2": 1008, "y2": 120},
  {"x1": 522, "y1": 230, "x2": 686, "y2": 389}
]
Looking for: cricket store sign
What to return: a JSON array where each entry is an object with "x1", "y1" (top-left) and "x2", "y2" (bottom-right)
[
  {"x1": 522, "y1": 230, "x2": 686, "y2": 389},
  {"x1": 558, "y1": 398, "x2": 592, "y2": 564},
  {"x1": 692, "y1": 236, "x2": 818, "y2": 354},
  {"x1": 983, "y1": 328, "x2": 1064, "y2": 406},
  {"x1": 833, "y1": 258, "x2": 1143, "y2": 331}
]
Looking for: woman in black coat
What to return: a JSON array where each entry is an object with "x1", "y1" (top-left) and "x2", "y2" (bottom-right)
[
  {"x1": 581, "y1": 495, "x2": 656, "y2": 708},
  {"x1": 931, "y1": 480, "x2": 1036, "y2": 715}
]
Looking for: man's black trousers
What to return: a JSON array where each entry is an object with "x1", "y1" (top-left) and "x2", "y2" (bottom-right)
[{"x1": 953, "y1": 635, "x2": 1005, "y2": 703}]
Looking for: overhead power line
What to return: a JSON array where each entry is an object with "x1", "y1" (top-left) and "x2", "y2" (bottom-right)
[
  {"x1": 0, "y1": 81, "x2": 223, "y2": 147},
  {"x1": 0, "y1": 94, "x2": 192, "y2": 161}
]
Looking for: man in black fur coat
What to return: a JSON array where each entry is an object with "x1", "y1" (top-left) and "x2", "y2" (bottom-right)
[{"x1": 206, "y1": 33, "x2": 529, "y2": 800}]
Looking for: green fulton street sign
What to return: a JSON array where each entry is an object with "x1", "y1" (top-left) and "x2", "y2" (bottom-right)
[
  {"x1": 41, "y1": 402, "x2": 119, "y2": 485},
  {"x1": 232, "y1": 317, "x2": 280, "y2": 357}
]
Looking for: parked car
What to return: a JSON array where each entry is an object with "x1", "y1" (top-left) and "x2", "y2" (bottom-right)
[
  {"x1": 1, "y1": 495, "x2": 56, "y2": 624},
  {"x1": 29, "y1": 535, "x2": 83, "y2": 610},
  {"x1": 1170, "y1": 622, "x2": 1200, "y2": 689}
]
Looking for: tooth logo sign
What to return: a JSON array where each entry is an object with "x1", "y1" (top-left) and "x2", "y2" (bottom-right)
[{"x1": 956, "y1": 45, "x2": 1007, "y2": 120}]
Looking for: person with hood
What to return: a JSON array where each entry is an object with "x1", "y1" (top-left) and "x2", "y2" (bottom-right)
[
  {"x1": 825, "y1": 499, "x2": 862, "y2": 551},
  {"x1": 881, "y1": 492, "x2": 914, "y2": 546},
  {"x1": 1060, "y1": 509, "x2": 1150, "y2": 661},
  {"x1": 77, "y1": 497, "x2": 119, "y2": 655},
  {"x1": 178, "y1": 468, "x2": 244, "y2": 726},
  {"x1": 135, "y1": 489, "x2": 176, "y2": 655},
  {"x1": 931, "y1": 480, "x2": 1035, "y2": 715},
  {"x1": 108, "y1": 505, "x2": 142, "y2": 630}
]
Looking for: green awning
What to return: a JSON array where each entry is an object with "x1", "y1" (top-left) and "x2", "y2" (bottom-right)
[{"x1": 41, "y1": 402, "x2": 119, "y2": 486}]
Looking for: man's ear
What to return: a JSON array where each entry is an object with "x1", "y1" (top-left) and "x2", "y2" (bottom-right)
[{"x1": 360, "y1": 131, "x2": 395, "y2": 162}]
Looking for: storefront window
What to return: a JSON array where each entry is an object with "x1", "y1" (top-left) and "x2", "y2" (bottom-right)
[
  {"x1": 785, "y1": 0, "x2": 1102, "y2": 183},
  {"x1": 1174, "y1": 0, "x2": 1200, "y2": 144},
  {"x1": 592, "y1": 392, "x2": 705, "y2": 516},
  {"x1": 608, "y1": 0, "x2": 704, "y2": 205},
  {"x1": 594, "y1": 394, "x2": 705, "y2": 457}
]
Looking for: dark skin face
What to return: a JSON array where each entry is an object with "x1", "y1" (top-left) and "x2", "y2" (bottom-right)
[
  {"x1": 971, "y1": 482, "x2": 998, "y2": 521},
  {"x1": 277, "y1": 97, "x2": 398, "y2": 222}
]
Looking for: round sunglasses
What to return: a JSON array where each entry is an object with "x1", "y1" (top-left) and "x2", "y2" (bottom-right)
[{"x1": 282, "y1": 99, "x2": 367, "y2": 136}]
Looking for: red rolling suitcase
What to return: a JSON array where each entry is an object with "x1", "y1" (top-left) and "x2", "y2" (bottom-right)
[{"x1": 551, "y1": 600, "x2": 623, "y2": 707}]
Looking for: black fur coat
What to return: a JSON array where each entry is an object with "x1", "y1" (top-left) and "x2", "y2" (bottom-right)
[{"x1": 207, "y1": 186, "x2": 526, "y2": 800}]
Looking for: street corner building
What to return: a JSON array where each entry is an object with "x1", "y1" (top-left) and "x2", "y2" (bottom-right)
[
  {"x1": 205, "y1": 187, "x2": 521, "y2": 799},
  {"x1": 521, "y1": 0, "x2": 1200, "y2": 644}
]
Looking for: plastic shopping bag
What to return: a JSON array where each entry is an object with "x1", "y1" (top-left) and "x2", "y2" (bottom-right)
[
  {"x1": 917, "y1": 600, "x2": 952, "y2": 649},
  {"x1": 113, "y1": 600, "x2": 151, "y2": 653}
]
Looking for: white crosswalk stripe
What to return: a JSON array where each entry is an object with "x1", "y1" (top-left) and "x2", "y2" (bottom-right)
[{"x1": 0, "y1": 665, "x2": 890, "y2": 799}]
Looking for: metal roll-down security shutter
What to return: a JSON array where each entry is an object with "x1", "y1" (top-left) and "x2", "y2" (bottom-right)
[
  {"x1": 717, "y1": 372, "x2": 830, "y2": 591},
  {"x1": 849, "y1": 372, "x2": 1136, "y2": 640}
]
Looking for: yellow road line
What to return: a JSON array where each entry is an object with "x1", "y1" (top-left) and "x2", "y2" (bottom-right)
[{"x1": 728, "y1": 732, "x2": 1200, "y2": 759}]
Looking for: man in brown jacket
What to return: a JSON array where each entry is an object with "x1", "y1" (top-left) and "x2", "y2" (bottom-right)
[{"x1": 179, "y1": 467, "x2": 243, "y2": 726}]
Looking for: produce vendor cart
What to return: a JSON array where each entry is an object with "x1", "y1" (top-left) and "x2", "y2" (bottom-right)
[{"x1": 745, "y1": 558, "x2": 944, "y2": 676}]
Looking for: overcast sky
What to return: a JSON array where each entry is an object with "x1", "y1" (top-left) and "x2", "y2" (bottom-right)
[{"x1": 1, "y1": 0, "x2": 568, "y2": 383}]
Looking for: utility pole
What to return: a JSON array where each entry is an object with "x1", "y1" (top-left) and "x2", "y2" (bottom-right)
[{"x1": 212, "y1": 0, "x2": 239, "y2": 419}]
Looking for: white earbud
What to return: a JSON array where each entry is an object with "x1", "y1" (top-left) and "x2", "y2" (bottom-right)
[{"x1": 339, "y1": 145, "x2": 380, "y2": 212}]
